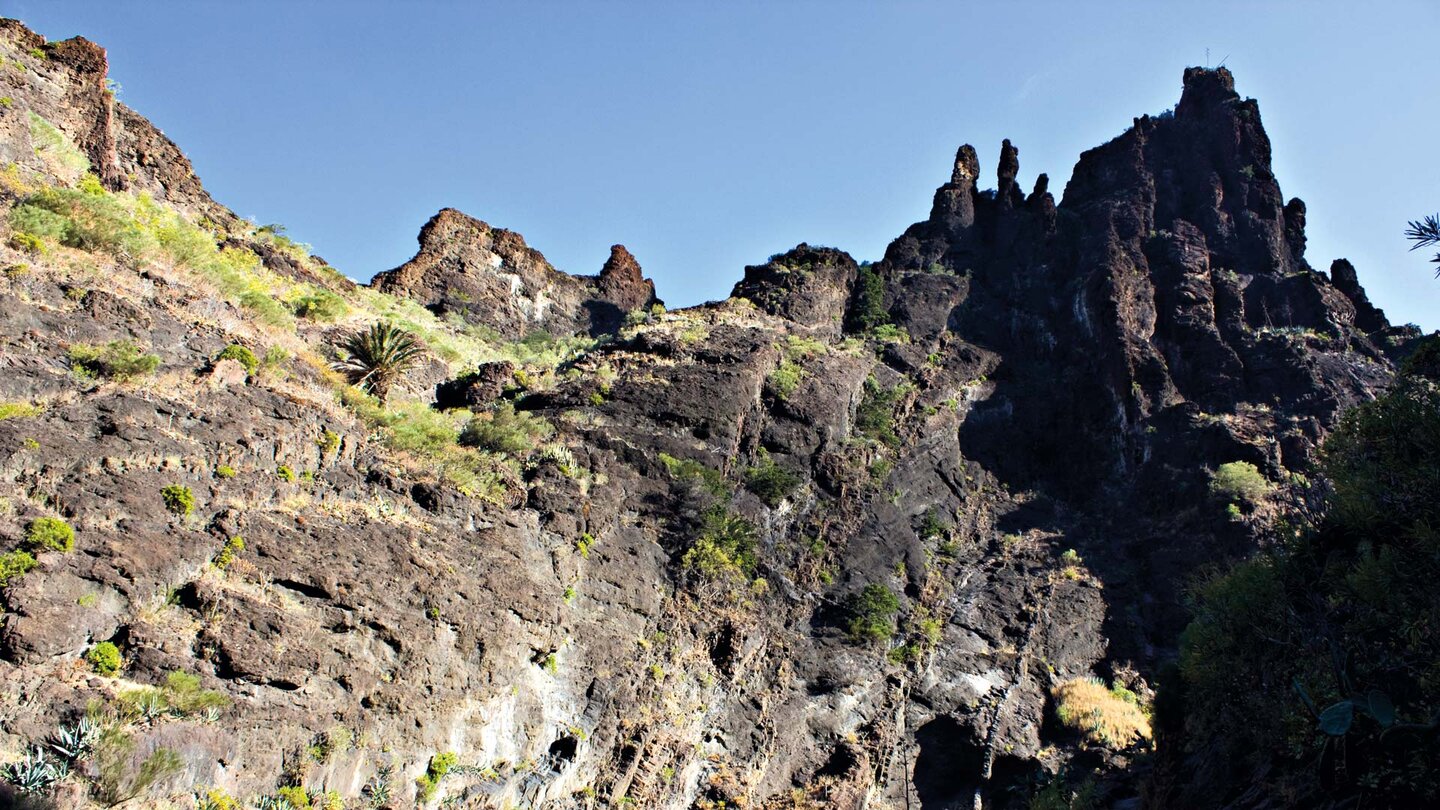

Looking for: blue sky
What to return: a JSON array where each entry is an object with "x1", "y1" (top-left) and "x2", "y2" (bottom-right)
[{"x1": 12, "y1": 1, "x2": 1440, "y2": 329}]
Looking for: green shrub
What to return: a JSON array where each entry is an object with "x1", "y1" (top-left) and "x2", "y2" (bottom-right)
[
  {"x1": 0, "y1": 549, "x2": 37, "y2": 587},
  {"x1": 682, "y1": 506, "x2": 758, "y2": 582},
  {"x1": 261, "y1": 345, "x2": 291, "y2": 375},
  {"x1": 317, "y1": 429, "x2": 341, "y2": 456},
  {"x1": 86, "y1": 641, "x2": 122, "y2": 675},
  {"x1": 869, "y1": 323, "x2": 911, "y2": 343},
  {"x1": 239, "y1": 290, "x2": 291, "y2": 327},
  {"x1": 856, "y1": 376, "x2": 906, "y2": 447},
  {"x1": 214, "y1": 464, "x2": 237, "y2": 479},
  {"x1": 846, "y1": 583, "x2": 900, "y2": 643},
  {"x1": 28, "y1": 113, "x2": 89, "y2": 176},
  {"x1": 277, "y1": 465, "x2": 296, "y2": 482},
  {"x1": 290, "y1": 290, "x2": 348, "y2": 321},
  {"x1": 743, "y1": 452, "x2": 802, "y2": 506},
  {"x1": 416, "y1": 752, "x2": 458, "y2": 803},
  {"x1": 1209, "y1": 461, "x2": 1272, "y2": 504},
  {"x1": 159, "y1": 671, "x2": 230, "y2": 715},
  {"x1": 12, "y1": 182, "x2": 156, "y2": 256},
  {"x1": 161, "y1": 484, "x2": 194, "y2": 515},
  {"x1": 68, "y1": 340, "x2": 161, "y2": 381},
  {"x1": 24, "y1": 516, "x2": 74, "y2": 552},
  {"x1": 0, "y1": 401, "x2": 42, "y2": 420},
  {"x1": 387, "y1": 403, "x2": 461, "y2": 456},
  {"x1": 768, "y1": 359, "x2": 805, "y2": 400},
  {"x1": 849, "y1": 263, "x2": 889, "y2": 332},
  {"x1": 917, "y1": 508, "x2": 949, "y2": 541},
  {"x1": 459, "y1": 402, "x2": 554, "y2": 457},
  {"x1": 215, "y1": 344, "x2": 259, "y2": 375},
  {"x1": 8, "y1": 231, "x2": 45, "y2": 253},
  {"x1": 213, "y1": 536, "x2": 244, "y2": 570},
  {"x1": 659, "y1": 452, "x2": 730, "y2": 498}
]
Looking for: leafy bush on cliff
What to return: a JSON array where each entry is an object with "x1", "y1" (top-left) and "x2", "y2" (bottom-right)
[
  {"x1": 415, "y1": 752, "x2": 458, "y2": 803},
  {"x1": 682, "y1": 505, "x2": 759, "y2": 583},
  {"x1": 24, "y1": 517, "x2": 74, "y2": 553},
  {"x1": 86, "y1": 642, "x2": 122, "y2": 676},
  {"x1": 459, "y1": 402, "x2": 554, "y2": 457},
  {"x1": 161, "y1": 485, "x2": 195, "y2": 516},
  {"x1": 743, "y1": 451, "x2": 802, "y2": 506},
  {"x1": 0, "y1": 550, "x2": 38, "y2": 588},
  {"x1": 0, "y1": 401, "x2": 42, "y2": 420},
  {"x1": 215, "y1": 344, "x2": 259, "y2": 376},
  {"x1": 846, "y1": 583, "x2": 900, "y2": 643},
  {"x1": 1177, "y1": 358, "x2": 1440, "y2": 805},
  {"x1": 290, "y1": 289, "x2": 348, "y2": 321},
  {"x1": 68, "y1": 340, "x2": 161, "y2": 382},
  {"x1": 1208, "y1": 461, "x2": 1272, "y2": 504},
  {"x1": 855, "y1": 376, "x2": 907, "y2": 447},
  {"x1": 848, "y1": 263, "x2": 889, "y2": 332}
]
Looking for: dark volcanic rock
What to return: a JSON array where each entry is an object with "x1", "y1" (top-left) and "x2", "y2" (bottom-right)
[
  {"x1": 435, "y1": 360, "x2": 517, "y2": 409},
  {"x1": 371, "y1": 209, "x2": 661, "y2": 339},
  {"x1": 730, "y1": 244, "x2": 858, "y2": 335},
  {"x1": 0, "y1": 28, "x2": 1422, "y2": 810}
]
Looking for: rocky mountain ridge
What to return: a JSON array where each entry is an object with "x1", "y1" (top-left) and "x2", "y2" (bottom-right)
[{"x1": 0, "y1": 18, "x2": 1422, "y2": 810}]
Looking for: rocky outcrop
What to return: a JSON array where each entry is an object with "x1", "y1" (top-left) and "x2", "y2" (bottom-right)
[
  {"x1": 0, "y1": 21, "x2": 237, "y2": 226},
  {"x1": 730, "y1": 244, "x2": 857, "y2": 335},
  {"x1": 372, "y1": 209, "x2": 660, "y2": 339},
  {"x1": 0, "y1": 23, "x2": 1425, "y2": 810},
  {"x1": 1330, "y1": 257, "x2": 1390, "y2": 333}
]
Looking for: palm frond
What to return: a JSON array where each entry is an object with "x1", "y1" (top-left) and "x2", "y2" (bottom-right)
[
  {"x1": 330, "y1": 321, "x2": 426, "y2": 402},
  {"x1": 1404, "y1": 214, "x2": 1440, "y2": 276}
]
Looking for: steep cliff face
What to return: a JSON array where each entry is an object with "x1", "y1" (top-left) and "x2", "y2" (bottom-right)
[
  {"x1": 0, "y1": 20, "x2": 1421, "y2": 810},
  {"x1": 372, "y1": 208, "x2": 660, "y2": 339}
]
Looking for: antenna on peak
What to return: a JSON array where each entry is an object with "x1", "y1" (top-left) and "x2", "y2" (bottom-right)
[
  {"x1": 1217, "y1": 53, "x2": 1230, "y2": 68},
  {"x1": 1205, "y1": 47, "x2": 1210, "y2": 66}
]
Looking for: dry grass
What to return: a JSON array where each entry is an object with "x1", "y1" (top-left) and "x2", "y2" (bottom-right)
[{"x1": 1051, "y1": 676, "x2": 1151, "y2": 748}]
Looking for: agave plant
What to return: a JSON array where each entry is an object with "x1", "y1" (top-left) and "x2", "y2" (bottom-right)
[
  {"x1": 2, "y1": 746, "x2": 70, "y2": 794},
  {"x1": 362, "y1": 764, "x2": 393, "y2": 808},
  {"x1": 47, "y1": 716, "x2": 101, "y2": 762},
  {"x1": 330, "y1": 322, "x2": 426, "y2": 404}
]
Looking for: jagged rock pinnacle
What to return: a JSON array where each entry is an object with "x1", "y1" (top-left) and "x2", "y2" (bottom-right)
[
  {"x1": 951, "y1": 144, "x2": 980, "y2": 187},
  {"x1": 997, "y1": 138, "x2": 1022, "y2": 208}
]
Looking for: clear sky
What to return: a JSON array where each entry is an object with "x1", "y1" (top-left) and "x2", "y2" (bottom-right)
[{"x1": 11, "y1": 1, "x2": 1439, "y2": 329}]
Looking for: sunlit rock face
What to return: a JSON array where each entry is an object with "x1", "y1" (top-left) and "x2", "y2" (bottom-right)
[{"x1": 0, "y1": 20, "x2": 1419, "y2": 809}]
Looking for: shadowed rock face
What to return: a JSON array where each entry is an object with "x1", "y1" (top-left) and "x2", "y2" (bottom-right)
[
  {"x1": 371, "y1": 208, "x2": 659, "y2": 339},
  {"x1": 0, "y1": 22, "x2": 1424, "y2": 810}
]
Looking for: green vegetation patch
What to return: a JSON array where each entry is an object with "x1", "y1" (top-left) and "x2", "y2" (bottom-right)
[
  {"x1": 0, "y1": 549, "x2": 38, "y2": 588},
  {"x1": 1209, "y1": 461, "x2": 1272, "y2": 504},
  {"x1": 160, "y1": 484, "x2": 194, "y2": 516},
  {"x1": 215, "y1": 344, "x2": 259, "y2": 376},
  {"x1": 68, "y1": 340, "x2": 161, "y2": 382},
  {"x1": 846, "y1": 583, "x2": 901, "y2": 643},
  {"x1": 86, "y1": 641, "x2": 122, "y2": 675},
  {"x1": 743, "y1": 451, "x2": 802, "y2": 507},
  {"x1": 24, "y1": 516, "x2": 74, "y2": 552}
]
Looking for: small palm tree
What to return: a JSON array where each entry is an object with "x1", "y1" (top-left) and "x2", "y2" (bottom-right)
[{"x1": 331, "y1": 321, "x2": 425, "y2": 403}]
